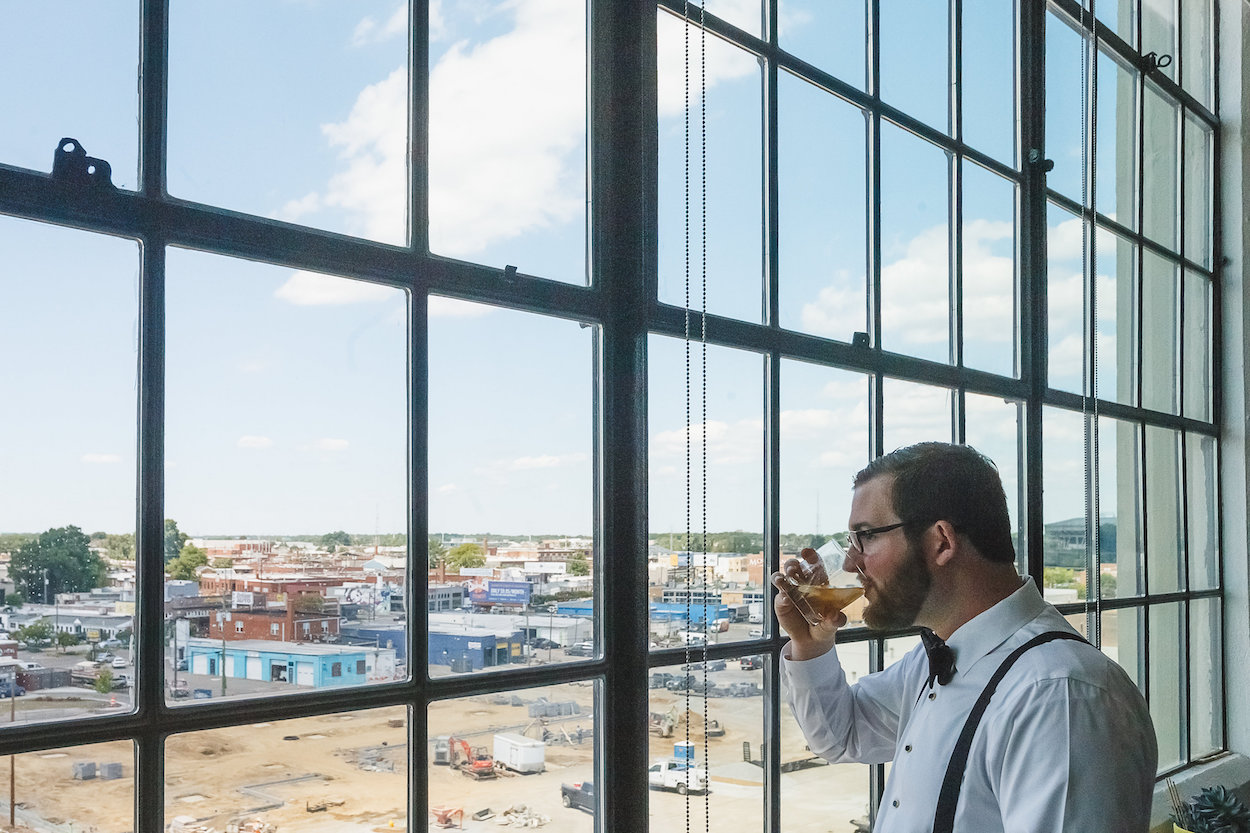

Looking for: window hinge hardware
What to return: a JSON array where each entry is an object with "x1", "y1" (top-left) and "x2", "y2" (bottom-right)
[
  {"x1": 503, "y1": 264, "x2": 518, "y2": 282},
  {"x1": 51, "y1": 138, "x2": 114, "y2": 188},
  {"x1": 1143, "y1": 52, "x2": 1173, "y2": 73},
  {"x1": 851, "y1": 331, "x2": 870, "y2": 349},
  {"x1": 1027, "y1": 149, "x2": 1054, "y2": 173}
]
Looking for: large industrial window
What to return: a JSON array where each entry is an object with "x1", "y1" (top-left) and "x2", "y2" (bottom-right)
[{"x1": 0, "y1": 1, "x2": 1220, "y2": 831}]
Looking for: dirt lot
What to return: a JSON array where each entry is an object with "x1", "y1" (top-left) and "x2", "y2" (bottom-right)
[{"x1": 1, "y1": 649, "x2": 874, "y2": 833}]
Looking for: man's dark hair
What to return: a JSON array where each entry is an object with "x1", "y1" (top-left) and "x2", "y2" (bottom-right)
[{"x1": 853, "y1": 442, "x2": 1016, "y2": 564}]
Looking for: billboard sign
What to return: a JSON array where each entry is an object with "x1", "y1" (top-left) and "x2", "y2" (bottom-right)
[{"x1": 486, "y1": 581, "x2": 532, "y2": 604}]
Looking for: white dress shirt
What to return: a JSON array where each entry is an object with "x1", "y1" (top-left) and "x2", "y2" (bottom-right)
[{"x1": 782, "y1": 578, "x2": 1157, "y2": 833}]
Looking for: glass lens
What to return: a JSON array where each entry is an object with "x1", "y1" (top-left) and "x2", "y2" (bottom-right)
[
  {"x1": 961, "y1": 162, "x2": 1017, "y2": 377},
  {"x1": 167, "y1": 707, "x2": 407, "y2": 830},
  {"x1": 1144, "y1": 426, "x2": 1183, "y2": 594},
  {"x1": 429, "y1": 1, "x2": 587, "y2": 283},
  {"x1": 658, "y1": 12, "x2": 764, "y2": 323},
  {"x1": 165, "y1": 250, "x2": 407, "y2": 703},
  {"x1": 429, "y1": 302, "x2": 594, "y2": 673},
  {"x1": 880, "y1": 125, "x2": 951, "y2": 363},
  {"x1": 1098, "y1": 417, "x2": 1143, "y2": 599},
  {"x1": 778, "y1": 73, "x2": 868, "y2": 342},
  {"x1": 880, "y1": 0, "x2": 950, "y2": 132},
  {"x1": 0, "y1": 5, "x2": 139, "y2": 188},
  {"x1": 169, "y1": 2, "x2": 408, "y2": 243}
]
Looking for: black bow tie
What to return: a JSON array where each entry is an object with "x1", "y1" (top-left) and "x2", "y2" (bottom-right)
[{"x1": 920, "y1": 628, "x2": 957, "y2": 688}]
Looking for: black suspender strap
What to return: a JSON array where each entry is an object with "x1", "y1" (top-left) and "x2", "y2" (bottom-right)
[{"x1": 931, "y1": 630, "x2": 1090, "y2": 833}]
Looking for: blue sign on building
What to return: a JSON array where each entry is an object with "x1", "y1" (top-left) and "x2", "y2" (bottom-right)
[{"x1": 487, "y1": 581, "x2": 532, "y2": 604}]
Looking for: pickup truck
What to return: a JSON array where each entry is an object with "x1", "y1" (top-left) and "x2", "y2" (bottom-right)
[
  {"x1": 648, "y1": 759, "x2": 708, "y2": 795},
  {"x1": 560, "y1": 780, "x2": 594, "y2": 812}
]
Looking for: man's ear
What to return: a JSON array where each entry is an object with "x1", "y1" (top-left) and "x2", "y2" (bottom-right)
[{"x1": 930, "y1": 520, "x2": 960, "y2": 567}]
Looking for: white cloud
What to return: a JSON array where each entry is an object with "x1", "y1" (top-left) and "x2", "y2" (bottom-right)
[
  {"x1": 429, "y1": 296, "x2": 493, "y2": 318},
  {"x1": 273, "y1": 191, "x2": 322, "y2": 224},
  {"x1": 656, "y1": 5, "x2": 759, "y2": 117},
  {"x1": 437, "y1": 483, "x2": 460, "y2": 493},
  {"x1": 315, "y1": 438, "x2": 350, "y2": 451},
  {"x1": 510, "y1": 453, "x2": 587, "y2": 471},
  {"x1": 275, "y1": 270, "x2": 399, "y2": 306},
  {"x1": 651, "y1": 418, "x2": 763, "y2": 467},
  {"x1": 81, "y1": 453, "x2": 121, "y2": 464},
  {"x1": 237, "y1": 436, "x2": 273, "y2": 449},
  {"x1": 351, "y1": 4, "x2": 408, "y2": 47}
]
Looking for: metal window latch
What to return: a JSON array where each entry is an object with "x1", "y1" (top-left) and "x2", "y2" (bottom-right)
[
  {"x1": 851, "y1": 332, "x2": 870, "y2": 349},
  {"x1": 1027, "y1": 148, "x2": 1055, "y2": 173},
  {"x1": 1143, "y1": 52, "x2": 1173, "y2": 73},
  {"x1": 51, "y1": 138, "x2": 114, "y2": 188}
]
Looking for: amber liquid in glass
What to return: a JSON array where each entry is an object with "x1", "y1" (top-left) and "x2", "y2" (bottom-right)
[{"x1": 787, "y1": 583, "x2": 865, "y2": 625}]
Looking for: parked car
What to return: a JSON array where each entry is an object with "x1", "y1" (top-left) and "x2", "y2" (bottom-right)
[
  {"x1": 560, "y1": 781, "x2": 594, "y2": 812},
  {"x1": 748, "y1": 628, "x2": 764, "y2": 638},
  {"x1": 0, "y1": 681, "x2": 26, "y2": 698},
  {"x1": 111, "y1": 657, "x2": 128, "y2": 669},
  {"x1": 682, "y1": 659, "x2": 726, "y2": 672},
  {"x1": 531, "y1": 638, "x2": 558, "y2": 650},
  {"x1": 740, "y1": 655, "x2": 763, "y2": 671},
  {"x1": 565, "y1": 642, "x2": 595, "y2": 657},
  {"x1": 96, "y1": 652, "x2": 114, "y2": 663}
]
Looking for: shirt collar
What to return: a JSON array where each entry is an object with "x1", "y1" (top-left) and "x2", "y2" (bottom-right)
[{"x1": 944, "y1": 576, "x2": 1045, "y2": 673}]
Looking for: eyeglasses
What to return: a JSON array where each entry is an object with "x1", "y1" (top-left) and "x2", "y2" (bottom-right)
[{"x1": 845, "y1": 520, "x2": 919, "y2": 552}]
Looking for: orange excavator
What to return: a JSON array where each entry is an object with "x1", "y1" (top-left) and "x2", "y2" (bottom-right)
[{"x1": 448, "y1": 736, "x2": 497, "y2": 779}]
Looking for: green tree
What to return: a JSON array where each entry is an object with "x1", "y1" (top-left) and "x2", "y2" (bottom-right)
[
  {"x1": 210, "y1": 557, "x2": 234, "y2": 569},
  {"x1": 105, "y1": 533, "x2": 135, "y2": 561},
  {"x1": 56, "y1": 631, "x2": 78, "y2": 651},
  {"x1": 428, "y1": 538, "x2": 447, "y2": 569},
  {"x1": 164, "y1": 519, "x2": 189, "y2": 563},
  {"x1": 15, "y1": 619, "x2": 53, "y2": 646},
  {"x1": 10, "y1": 526, "x2": 107, "y2": 600},
  {"x1": 4, "y1": 591, "x2": 23, "y2": 607},
  {"x1": 93, "y1": 667, "x2": 114, "y2": 694},
  {"x1": 446, "y1": 543, "x2": 485, "y2": 570},
  {"x1": 1044, "y1": 566, "x2": 1078, "y2": 588},
  {"x1": 567, "y1": 553, "x2": 590, "y2": 576},
  {"x1": 320, "y1": 530, "x2": 352, "y2": 553},
  {"x1": 167, "y1": 544, "x2": 208, "y2": 581}
]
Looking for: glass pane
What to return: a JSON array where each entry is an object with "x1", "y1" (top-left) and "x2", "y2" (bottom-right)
[
  {"x1": 1045, "y1": 12, "x2": 1086, "y2": 202},
  {"x1": 778, "y1": 73, "x2": 868, "y2": 341},
  {"x1": 0, "y1": 5, "x2": 139, "y2": 188},
  {"x1": 429, "y1": 683, "x2": 593, "y2": 829},
  {"x1": 880, "y1": 124, "x2": 950, "y2": 363},
  {"x1": 1141, "y1": 0, "x2": 1178, "y2": 83},
  {"x1": 961, "y1": 0, "x2": 1015, "y2": 163},
  {"x1": 1094, "y1": 0, "x2": 1135, "y2": 47},
  {"x1": 1142, "y1": 82, "x2": 1180, "y2": 251},
  {"x1": 961, "y1": 162, "x2": 1016, "y2": 377},
  {"x1": 963, "y1": 394, "x2": 1023, "y2": 564},
  {"x1": 165, "y1": 250, "x2": 407, "y2": 701},
  {"x1": 1095, "y1": 50, "x2": 1137, "y2": 228},
  {"x1": 429, "y1": 302, "x2": 594, "y2": 673},
  {"x1": 781, "y1": 639, "x2": 871, "y2": 832},
  {"x1": 778, "y1": 0, "x2": 867, "y2": 89},
  {"x1": 1064, "y1": 611, "x2": 1092, "y2": 639},
  {"x1": 1094, "y1": 227, "x2": 1136, "y2": 406},
  {"x1": 1043, "y1": 408, "x2": 1088, "y2": 590},
  {"x1": 649, "y1": 338, "x2": 764, "y2": 651},
  {"x1": 1098, "y1": 417, "x2": 1143, "y2": 599},
  {"x1": 168, "y1": 706, "x2": 407, "y2": 830},
  {"x1": 1186, "y1": 432, "x2": 1218, "y2": 591},
  {"x1": 1047, "y1": 202, "x2": 1084, "y2": 395},
  {"x1": 169, "y1": 3, "x2": 408, "y2": 244},
  {"x1": 1189, "y1": 597, "x2": 1223, "y2": 758},
  {"x1": 658, "y1": 13, "x2": 764, "y2": 323},
  {"x1": 1141, "y1": 251, "x2": 1180, "y2": 415},
  {"x1": 882, "y1": 379, "x2": 953, "y2": 452},
  {"x1": 880, "y1": 0, "x2": 949, "y2": 132},
  {"x1": 2, "y1": 740, "x2": 134, "y2": 831},
  {"x1": 1182, "y1": 271, "x2": 1213, "y2": 420},
  {"x1": 703, "y1": 0, "x2": 763, "y2": 36},
  {"x1": 1181, "y1": 0, "x2": 1214, "y2": 108},
  {"x1": 780, "y1": 361, "x2": 870, "y2": 554},
  {"x1": 1184, "y1": 114, "x2": 1213, "y2": 269},
  {"x1": 1144, "y1": 426, "x2": 1183, "y2": 594},
  {"x1": 1101, "y1": 606, "x2": 1146, "y2": 691},
  {"x1": 429, "y1": 1, "x2": 587, "y2": 283},
  {"x1": 0, "y1": 218, "x2": 139, "y2": 722},
  {"x1": 1149, "y1": 602, "x2": 1185, "y2": 771},
  {"x1": 649, "y1": 662, "x2": 763, "y2": 830}
]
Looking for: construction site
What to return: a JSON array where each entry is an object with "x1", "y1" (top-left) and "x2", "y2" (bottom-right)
[{"x1": 0, "y1": 648, "x2": 873, "y2": 833}]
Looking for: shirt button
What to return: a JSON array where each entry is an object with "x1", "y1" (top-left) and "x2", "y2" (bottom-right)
[
  {"x1": 892, "y1": 800, "x2": 900, "y2": 808},
  {"x1": 928, "y1": 692, "x2": 936, "y2": 700},
  {"x1": 905, "y1": 745, "x2": 912, "y2": 752}
]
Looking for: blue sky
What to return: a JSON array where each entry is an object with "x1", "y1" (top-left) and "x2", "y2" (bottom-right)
[{"x1": 0, "y1": 1, "x2": 1113, "y2": 542}]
